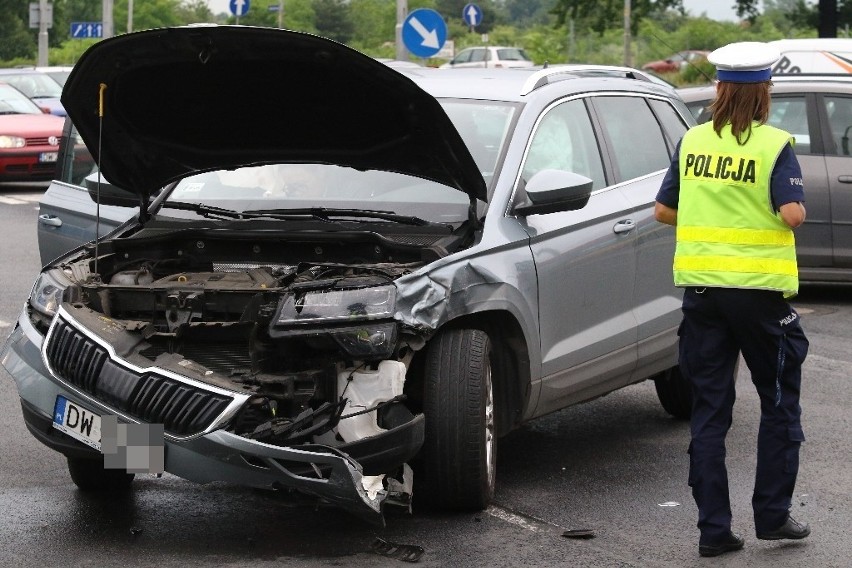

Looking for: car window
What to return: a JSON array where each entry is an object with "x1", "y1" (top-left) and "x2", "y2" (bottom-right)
[
  {"x1": 595, "y1": 96, "x2": 671, "y2": 180},
  {"x1": 822, "y1": 95, "x2": 852, "y2": 156},
  {"x1": 454, "y1": 49, "x2": 472, "y2": 64},
  {"x1": 0, "y1": 83, "x2": 43, "y2": 114},
  {"x1": 0, "y1": 72, "x2": 62, "y2": 98},
  {"x1": 56, "y1": 119, "x2": 97, "y2": 185},
  {"x1": 471, "y1": 49, "x2": 487, "y2": 63},
  {"x1": 648, "y1": 98, "x2": 690, "y2": 152},
  {"x1": 767, "y1": 95, "x2": 811, "y2": 154},
  {"x1": 496, "y1": 48, "x2": 530, "y2": 62},
  {"x1": 441, "y1": 100, "x2": 517, "y2": 186},
  {"x1": 522, "y1": 98, "x2": 606, "y2": 190},
  {"x1": 162, "y1": 163, "x2": 472, "y2": 224}
]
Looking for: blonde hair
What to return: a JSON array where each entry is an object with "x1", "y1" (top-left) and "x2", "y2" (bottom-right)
[{"x1": 709, "y1": 81, "x2": 772, "y2": 145}]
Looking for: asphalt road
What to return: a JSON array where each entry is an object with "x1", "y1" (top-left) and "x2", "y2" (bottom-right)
[{"x1": 0, "y1": 184, "x2": 850, "y2": 567}]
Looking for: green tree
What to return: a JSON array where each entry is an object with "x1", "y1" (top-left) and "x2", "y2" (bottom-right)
[
  {"x1": 312, "y1": 0, "x2": 353, "y2": 43},
  {"x1": 113, "y1": 0, "x2": 185, "y2": 34},
  {"x1": 351, "y1": 0, "x2": 396, "y2": 48},
  {"x1": 552, "y1": 0, "x2": 684, "y2": 34},
  {"x1": 0, "y1": 9, "x2": 35, "y2": 60},
  {"x1": 501, "y1": 0, "x2": 557, "y2": 26}
]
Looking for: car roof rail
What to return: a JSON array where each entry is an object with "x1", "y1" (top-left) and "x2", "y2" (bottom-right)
[{"x1": 520, "y1": 65, "x2": 658, "y2": 96}]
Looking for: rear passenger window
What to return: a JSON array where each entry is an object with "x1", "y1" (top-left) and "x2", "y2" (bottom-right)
[
  {"x1": 595, "y1": 96, "x2": 670, "y2": 181},
  {"x1": 768, "y1": 96, "x2": 811, "y2": 154},
  {"x1": 822, "y1": 96, "x2": 852, "y2": 156},
  {"x1": 522, "y1": 98, "x2": 606, "y2": 190}
]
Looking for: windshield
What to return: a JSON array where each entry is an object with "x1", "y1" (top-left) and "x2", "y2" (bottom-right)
[
  {"x1": 158, "y1": 100, "x2": 516, "y2": 224},
  {"x1": 0, "y1": 83, "x2": 43, "y2": 114},
  {"x1": 440, "y1": 99, "x2": 516, "y2": 185},
  {"x1": 0, "y1": 72, "x2": 62, "y2": 99},
  {"x1": 161, "y1": 164, "x2": 472, "y2": 224}
]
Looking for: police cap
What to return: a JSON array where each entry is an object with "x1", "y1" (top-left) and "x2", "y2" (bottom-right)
[{"x1": 708, "y1": 42, "x2": 780, "y2": 83}]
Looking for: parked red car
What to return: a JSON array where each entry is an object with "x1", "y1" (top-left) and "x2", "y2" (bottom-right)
[
  {"x1": 0, "y1": 82, "x2": 64, "y2": 182},
  {"x1": 642, "y1": 50, "x2": 709, "y2": 73}
]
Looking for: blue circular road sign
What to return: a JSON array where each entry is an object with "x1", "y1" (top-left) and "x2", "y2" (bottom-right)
[
  {"x1": 463, "y1": 3, "x2": 483, "y2": 27},
  {"x1": 229, "y1": 0, "x2": 250, "y2": 17},
  {"x1": 402, "y1": 8, "x2": 447, "y2": 59}
]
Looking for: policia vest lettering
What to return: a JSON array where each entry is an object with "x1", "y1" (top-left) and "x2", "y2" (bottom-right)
[{"x1": 674, "y1": 122, "x2": 799, "y2": 296}]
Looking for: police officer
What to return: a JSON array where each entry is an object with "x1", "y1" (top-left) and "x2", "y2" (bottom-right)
[{"x1": 655, "y1": 41, "x2": 811, "y2": 558}]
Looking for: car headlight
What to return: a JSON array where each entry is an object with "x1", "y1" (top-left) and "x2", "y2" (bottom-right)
[
  {"x1": 330, "y1": 322, "x2": 398, "y2": 359},
  {"x1": 0, "y1": 135, "x2": 26, "y2": 149},
  {"x1": 273, "y1": 285, "x2": 396, "y2": 326},
  {"x1": 29, "y1": 270, "x2": 69, "y2": 317}
]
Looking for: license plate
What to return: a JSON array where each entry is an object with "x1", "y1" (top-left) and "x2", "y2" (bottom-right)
[
  {"x1": 39, "y1": 152, "x2": 58, "y2": 163},
  {"x1": 53, "y1": 396, "x2": 101, "y2": 451}
]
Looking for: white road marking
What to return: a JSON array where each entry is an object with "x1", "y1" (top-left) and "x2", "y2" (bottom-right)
[
  {"x1": 0, "y1": 319, "x2": 11, "y2": 329},
  {"x1": 487, "y1": 505, "x2": 545, "y2": 533}
]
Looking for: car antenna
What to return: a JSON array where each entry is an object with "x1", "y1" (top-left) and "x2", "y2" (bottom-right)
[
  {"x1": 647, "y1": 31, "x2": 714, "y2": 83},
  {"x1": 94, "y1": 82, "x2": 106, "y2": 281}
]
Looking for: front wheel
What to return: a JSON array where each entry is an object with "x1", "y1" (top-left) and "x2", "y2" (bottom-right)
[
  {"x1": 67, "y1": 457, "x2": 135, "y2": 492},
  {"x1": 419, "y1": 328, "x2": 496, "y2": 510}
]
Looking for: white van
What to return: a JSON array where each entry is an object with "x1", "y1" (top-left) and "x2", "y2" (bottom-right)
[{"x1": 769, "y1": 38, "x2": 852, "y2": 74}]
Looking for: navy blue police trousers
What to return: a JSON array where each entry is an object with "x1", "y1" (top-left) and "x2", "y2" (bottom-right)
[{"x1": 678, "y1": 287, "x2": 808, "y2": 543}]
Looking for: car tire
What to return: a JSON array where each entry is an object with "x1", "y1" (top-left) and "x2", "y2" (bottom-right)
[
  {"x1": 653, "y1": 365, "x2": 692, "y2": 420},
  {"x1": 67, "y1": 457, "x2": 135, "y2": 492},
  {"x1": 419, "y1": 328, "x2": 496, "y2": 510}
]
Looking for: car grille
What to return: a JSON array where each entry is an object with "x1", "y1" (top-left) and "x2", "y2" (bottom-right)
[
  {"x1": 44, "y1": 316, "x2": 234, "y2": 436},
  {"x1": 26, "y1": 137, "x2": 54, "y2": 146}
]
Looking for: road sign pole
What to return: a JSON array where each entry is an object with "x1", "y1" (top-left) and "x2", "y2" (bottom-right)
[
  {"x1": 396, "y1": 0, "x2": 408, "y2": 61},
  {"x1": 102, "y1": 0, "x2": 113, "y2": 38},
  {"x1": 37, "y1": 0, "x2": 49, "y2": 66}
]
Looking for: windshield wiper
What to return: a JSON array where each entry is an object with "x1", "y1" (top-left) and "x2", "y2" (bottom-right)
[
  {"x1": 160, "y1": 201, "x2": 336, "y2": 222},
  {"x1": 242, "y1": 207, "x2": 433, "y2": 226},
  {"x1": 160, "y1": 201, "x2": 248, "y2": 220}
]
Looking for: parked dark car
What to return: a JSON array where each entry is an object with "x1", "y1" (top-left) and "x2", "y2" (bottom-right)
[
  {"x1": 0, "y1": 82, "x2": 64, "y2": 182},
  {"x1": 642, "y1": 50, "x2": 709, "y2": 74},
  {"x1": 678, "y1": 74, "x2": 852, "y2": 283},
  {"x1": 3, "y1": 26, "x2": 693, "y2": 524}
]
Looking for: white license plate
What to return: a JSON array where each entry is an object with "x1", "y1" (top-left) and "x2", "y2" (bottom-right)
[
  {"x1": 39, "y1": 152, "x2": 58, "y2": 163},
  {"x1": 52, "y1": 396, "x2": 101, "y2": 451}
]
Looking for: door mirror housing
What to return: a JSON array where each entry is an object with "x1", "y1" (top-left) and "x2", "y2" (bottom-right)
[{"x1": 514, "y1": 169, "x2": 593, "y2": 216}]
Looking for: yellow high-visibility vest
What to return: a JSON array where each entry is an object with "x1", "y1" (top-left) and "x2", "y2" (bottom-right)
[{"x1": 674, "y1": 121, "x2": 799, "y2": 296}]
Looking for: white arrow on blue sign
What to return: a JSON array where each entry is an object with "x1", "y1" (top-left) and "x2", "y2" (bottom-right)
[
  {"x1": 402, "y1": 8, "x2": 447, "y2": 59},
  {"x1": 230, "y1": 0, "x2": 250, "y2": 16},
  {"x1": 70, "y1": 21, "x2": 103, "y2": 39},
  {"x1": 463, "y1": 3, "x2": 483, "y2": 27}
]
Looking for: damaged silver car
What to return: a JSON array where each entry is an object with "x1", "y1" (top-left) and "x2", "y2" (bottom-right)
[{"x1": 2, "y1": 25, "x2": 694, "y2": 524}]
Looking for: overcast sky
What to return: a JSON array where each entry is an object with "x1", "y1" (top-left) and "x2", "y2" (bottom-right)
[{"x1": 681, "y1": 0, "x2": 741, "y2": 21}]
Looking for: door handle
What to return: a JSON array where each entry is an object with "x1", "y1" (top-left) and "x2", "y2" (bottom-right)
[
  {"x1": 38, "y1": 214, "x2": 62, "y2": 227},
  {"x1": 613, "y1": 219, "x2": 635, "y2": 234},
  {"x1": 838, "y1": 175, "x2": 852, "y2": 184}
]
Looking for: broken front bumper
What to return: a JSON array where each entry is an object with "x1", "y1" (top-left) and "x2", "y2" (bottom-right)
[{"x1": 1, "y1": 310, "x2": 425, "y2": 525}]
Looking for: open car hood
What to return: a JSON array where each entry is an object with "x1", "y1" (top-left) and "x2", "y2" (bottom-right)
[{"x1": 61, "y1": 25, "x2": 486, "y2": 203}]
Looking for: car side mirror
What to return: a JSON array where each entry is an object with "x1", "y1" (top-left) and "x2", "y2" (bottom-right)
[
  {"x1": 84, "y1": 172, "x2": 138, "y2": 207},
  {"x1": 513, "y1": 169, "x2": 593, "y2": 216}
]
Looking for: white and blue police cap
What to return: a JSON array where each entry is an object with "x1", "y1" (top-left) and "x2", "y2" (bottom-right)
[{"x1": 708, "y1": 42, "x2": 780, "y2": 83}]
